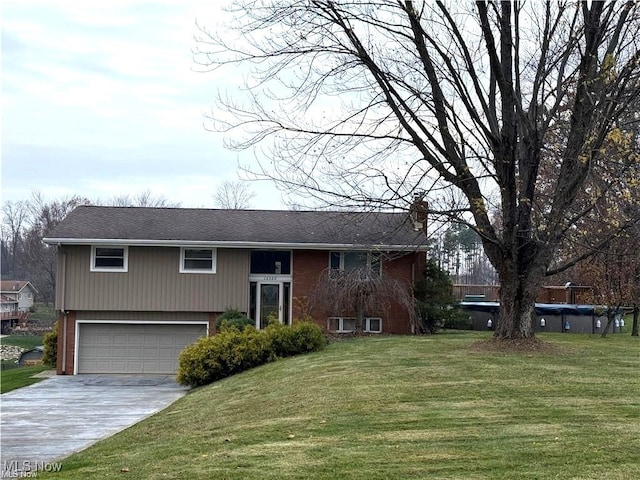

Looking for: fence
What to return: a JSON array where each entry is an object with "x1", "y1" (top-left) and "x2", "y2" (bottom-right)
[
  {"x1": 452, "y1": 284, "x2": 594, "y2": 304},
  {"x1": 452, "y1": 284, "x2": 499, "y2": 302}
]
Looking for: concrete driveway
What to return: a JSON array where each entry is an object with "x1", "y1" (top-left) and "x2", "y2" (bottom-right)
[{"x1": 1, "y1": 373, "x2": 188, "y2": 476}]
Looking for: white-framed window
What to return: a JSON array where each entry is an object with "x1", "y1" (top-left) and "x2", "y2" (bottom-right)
[
  {"x1": 330, "y1": 251, "x2": 381, "y2": 276},
  {"x1": 180, "y1": 247, "x2": 216, "y2": 274},
  {"x1": 91, "y1": 246, "x2": 128, "y2": 272},
  {"x1": 364, "y1": 317, "x2": 382, "y2": 333},
  {"x1": 327, "y1": 317, "x2": 382, "y2": 333}
]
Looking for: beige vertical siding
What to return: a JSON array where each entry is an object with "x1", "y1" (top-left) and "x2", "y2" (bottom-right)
[
  {"x1": 76, "y1": 311, "x2": 209, "y2": 321},
  {"x1": 61, "y1": 246, "x2": 249, "y2": 312}
]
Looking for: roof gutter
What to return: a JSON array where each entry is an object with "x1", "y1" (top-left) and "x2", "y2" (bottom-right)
[{"x1": 43, "y1": 237, "x2": 429, "y2": 251}]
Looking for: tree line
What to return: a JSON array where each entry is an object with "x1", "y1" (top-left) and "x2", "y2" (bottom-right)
[{"x1": 1, "y1": 191, "x2": 179, "y2": 304}]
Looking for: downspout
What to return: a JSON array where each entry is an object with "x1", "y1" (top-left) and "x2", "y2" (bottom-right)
[{"x1": 59, "y1": 246, "x2": 68, "y2": 374}]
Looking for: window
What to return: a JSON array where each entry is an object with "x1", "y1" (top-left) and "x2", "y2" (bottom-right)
[
  {"x1": 330, "y1": 251, "x2": 381, "y2": 276},
  {"x1": 364, "y1": 317, "x2": 382, "y2": 333},
  {"x1": 91, "y1": 246, "x2": 128, "y2": 272},
  {"x1": 327, "y1": 317, "x2": 382, "y2": 333},
  {"x1": 250, "y1": 250, "x2": 291, "y2": 275},
  {"x1": 180, "y1": 248, "x2": 216, "y2": 273}
]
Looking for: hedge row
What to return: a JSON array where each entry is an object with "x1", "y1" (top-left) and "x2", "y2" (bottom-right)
[{"x1": 176, "y1": 321, "x2": 326, "y2": 387}]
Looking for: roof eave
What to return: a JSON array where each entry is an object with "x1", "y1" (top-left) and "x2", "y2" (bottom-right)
[{"x1": 43, "y1": 237, "x2": 429, "y2": 251}]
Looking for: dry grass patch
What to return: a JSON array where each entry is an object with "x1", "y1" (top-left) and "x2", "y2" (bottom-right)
[{"x1": 471, "y1": 335, "x2": 569, "y2": 354}]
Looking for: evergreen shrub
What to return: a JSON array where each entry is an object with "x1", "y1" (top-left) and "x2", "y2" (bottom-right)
[
  {"x1": 42, "y1": 322, "x2": 57, "y2": 366},
  {"x1": 215, "y1": 308, "x2": 254, "y2": 331},
  {"x1": 177, "y1": 321, "x2": 325, "y2": 387}
]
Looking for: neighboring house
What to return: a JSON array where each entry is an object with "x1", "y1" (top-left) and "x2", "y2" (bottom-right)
[
  {"x1": 0, "y1": 281, "x2": 38, "y2": 334},
  {"x1": 44, "y1": 205, "x2": 428, "y2": 375},
  {"x1": 1, "y1": 295, "x2": 20, "y2": 334},
  {"x1": 0, "y1": 281, "x2": 38, "y2": 312}
]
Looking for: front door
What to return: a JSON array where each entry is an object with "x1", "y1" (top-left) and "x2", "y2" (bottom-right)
[
  {"x1": 255, "y1": 282, "x2": 291, "y2": 329},
  {"x1": 259, "y1": 283, "x2": 280, "y2": 328}
]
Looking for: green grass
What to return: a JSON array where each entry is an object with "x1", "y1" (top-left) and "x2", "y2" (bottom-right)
[
  {"x1": 0, "y1": 334, "x2": 44, "y2": 349},
  {"x1": 30, "y1": 302, "x2": 57, "y2": 322},
  {"x1": 39, "y1": 332, "x2": 639, "y2": 480},
  {"x1": 1, "y1": 364, "x2": 49, "y2": 393}
]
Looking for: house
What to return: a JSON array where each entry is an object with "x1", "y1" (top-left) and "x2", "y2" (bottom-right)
[
  {"x1": 44, "y1": 206, "x2": 428, "y2": 375},
  {"x1": 0, "y1": 281, "x2": 38, "y2": 334},
  {"x1": 1, "y1": 295, "x2": 20, "y2": 334},
  {"x1": 0, "y1": 281, "x2": 38, "y2": 312}
]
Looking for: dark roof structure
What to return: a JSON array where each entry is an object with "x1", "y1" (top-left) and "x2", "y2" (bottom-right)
[
  {"x1": 0, "y1": 281, "x2": 38, "y2": 294},
  {"x1": 44, "y1": 206, "x2": 428, "y2": 250}
]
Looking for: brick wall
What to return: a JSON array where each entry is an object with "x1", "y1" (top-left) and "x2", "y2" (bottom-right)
[
  {"x1": 56, "y1": 311, "x2": 77, "y2": 375},
  {"x1": 292, "y1": 250, "x2": 424, "y2": 334},
  {"x1": 292, "y1": 250, "x2": 327, "y2": 321}
]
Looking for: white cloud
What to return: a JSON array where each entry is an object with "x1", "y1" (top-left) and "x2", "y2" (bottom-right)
[{"x1": 1, "y1": 0, "x2": 285, "y2": 210}]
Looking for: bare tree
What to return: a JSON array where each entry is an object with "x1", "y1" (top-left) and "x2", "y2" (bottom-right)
[
  {"x1": 213, "y1": 180, "x2": 256, "y2": 209},
  {"x1": 1, "y1": 200, "x2": 29, "y2": 279},
  {"x1": 575, "y1": 231, "x2": 640, "y2": 338},
  {"x1": 196, "y1": 1, "x2": 640, "y2": 340},
  {"x1": 105, "y1": 189, "x2": 181, "y2": 208},
  {"x1": 22, "y1": 192, "x2": 90, "y2": 303},
  {"x1": 309, "y1": 266, "x2": 418, "y2": 334}
]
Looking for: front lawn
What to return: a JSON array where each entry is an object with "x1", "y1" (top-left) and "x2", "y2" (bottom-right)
[
  {"x1": 1, "y1": 364, "x2": 49, "y2": 393},
  {"x1": 0, "y1": 334, "x2": 44, "y2": 349},
  {"x1": 39, "y1": 332, "x2": 639, "y2": 479}
]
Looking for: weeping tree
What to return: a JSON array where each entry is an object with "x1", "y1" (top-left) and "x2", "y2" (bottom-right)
[
  {"x1": 196, "y1": 1, "x2": 640, "y2": 340},
  {"x1": 309, "y1": 265, "x2": 418, "y2": 334}
]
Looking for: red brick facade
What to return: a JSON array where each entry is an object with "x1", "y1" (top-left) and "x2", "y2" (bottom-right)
[
  {"x1": 56, "y1": 311, "x2": 77, "y2": 375},
  {"x1": 292, "y1": 249, "x2": 425, "y2": 334}
]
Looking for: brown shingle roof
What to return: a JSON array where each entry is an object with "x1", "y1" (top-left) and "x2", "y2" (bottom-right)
[
  {"x1": 0, "y1": 281, "x2": 37, "y2": 294},
  {"x1": 44, "y1": 206, "x2": 427, "y2": 250}
]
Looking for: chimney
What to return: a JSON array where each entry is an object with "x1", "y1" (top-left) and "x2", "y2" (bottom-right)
[{"x1": 409, "y1": 192, "x2": 428, "y2": 233}]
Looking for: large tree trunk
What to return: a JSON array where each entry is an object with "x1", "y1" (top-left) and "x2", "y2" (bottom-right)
[
  {"x1": 488, "y1": 242, "x2": 549, "y2": 340},
  {"x1": 494, "y1": 269, "x2": 540, "y2": 339}
]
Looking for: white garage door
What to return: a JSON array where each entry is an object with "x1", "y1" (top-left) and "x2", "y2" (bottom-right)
[{"x1": 77, "y1": 323, "x2": 207, "y2": 374}]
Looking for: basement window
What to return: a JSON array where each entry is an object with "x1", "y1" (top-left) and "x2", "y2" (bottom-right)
[
  {"x1": 327, "y1": 317, "x2": 382, "y2": 333},
  {"x1": 91, "y1": 246, "x2": 128, "y2": 272}
]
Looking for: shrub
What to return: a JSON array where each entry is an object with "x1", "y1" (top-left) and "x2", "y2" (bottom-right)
[
  {"x1": 265, "y1": 322, "x2": 297, "y2": 357},
  {"x1": 215, "y1": 308, "x2": 254, "y2": 331},
  {"x1": 414, "y1": 259, "x2": 461, "y2": 334},
  {"x1": 177, "y1": 320, "x2": 326, "y2": 387},
  {"x1": 177, "y1": 329, "x2": 241, "y2": 387},
  {"x1": 290, "y1": 322, "x2": 326, "y2": 353},
  {"x1": 266, "y1": 321, "x2": 326, "y2": 358},
  {"x1": 442, "y1": 310, "x2": 473, "y2": 330},
  {"x1": 42, "y1": 322, "x2": 58, "y2": 366}
]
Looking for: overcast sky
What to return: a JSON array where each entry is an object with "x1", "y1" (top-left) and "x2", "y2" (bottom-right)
[{"x1": 1, "y1": 0, "x2": 287, "y2": 210}]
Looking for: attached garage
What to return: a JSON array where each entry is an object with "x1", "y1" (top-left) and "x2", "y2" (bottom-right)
[{"x1": 76, "y1": 322, "x2": 207, "y2": 374}]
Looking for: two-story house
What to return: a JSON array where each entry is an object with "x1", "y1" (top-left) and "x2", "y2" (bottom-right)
[
  {"x1": 0, "y1": 281, "x2": 38, "y2": 333},
  {"x1": 44, "y1": 206, "x2": 428, "y2": 375}
]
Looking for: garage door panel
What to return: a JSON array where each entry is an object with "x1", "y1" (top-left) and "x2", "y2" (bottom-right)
[
  {"x1": 112, "y1": 334, "x2": 130, "y2": 345},
  {"x1": 78, "y1": 323, "x2": 206, "y2": 374}
]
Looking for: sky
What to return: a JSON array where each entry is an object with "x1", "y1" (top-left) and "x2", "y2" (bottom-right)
[{"x1": 1, "y1": 0, "x2": 287, "y2": 210}]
